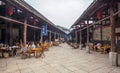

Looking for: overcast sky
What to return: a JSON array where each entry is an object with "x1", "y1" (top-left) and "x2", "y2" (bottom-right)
[{"x1": 24, "y1": 0, "x2": 93, "y2": 29}]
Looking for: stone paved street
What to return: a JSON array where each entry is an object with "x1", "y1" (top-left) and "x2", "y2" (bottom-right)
[{"x1": 0, "y1": 43, "x2": 120, "y2": 73}]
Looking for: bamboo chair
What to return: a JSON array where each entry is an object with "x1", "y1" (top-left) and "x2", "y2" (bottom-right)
[
  {"x1": 39, "y1": 43, "x2": 45, "y2": 58},
  {"x1": 20, "y1": 41, "x2": 34, "y2": 58},
  {"x1": 43, "y1": 42, "x2": 50, "y2": 51}
]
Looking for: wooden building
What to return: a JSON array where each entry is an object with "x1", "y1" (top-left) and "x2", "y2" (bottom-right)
[
  {"x1": 71, "y1": 0, "x2": 120, "y2": 53},
  {"x1": 0, "y1": 0, "x2": 66, "y2": 46},
  {"x1": 71, "y1": 0, "x2": 120, "y2": 66}
]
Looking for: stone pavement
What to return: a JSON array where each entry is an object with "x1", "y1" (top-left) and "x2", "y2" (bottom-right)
[{"x1": 0, "y1": 43, "x2": 120, "y2": 73}]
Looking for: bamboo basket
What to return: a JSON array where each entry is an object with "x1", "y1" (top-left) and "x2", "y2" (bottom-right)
[{"x1": 3, "y1": 53, "x2": 9, "y2": 58}]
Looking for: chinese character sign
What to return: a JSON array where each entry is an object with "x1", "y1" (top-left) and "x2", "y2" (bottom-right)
[{"x1": 42, "y1": 25, "x2": 47, "y2": 36}]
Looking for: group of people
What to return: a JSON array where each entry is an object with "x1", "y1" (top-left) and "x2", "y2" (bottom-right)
[{"x1": 89, "y1": 42, "x2": 111, "y2": 53}]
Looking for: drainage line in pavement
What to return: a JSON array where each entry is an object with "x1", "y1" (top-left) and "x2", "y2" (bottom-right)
[{"x1": 16, "y1": 62, "x2": 21, "y2": 73}]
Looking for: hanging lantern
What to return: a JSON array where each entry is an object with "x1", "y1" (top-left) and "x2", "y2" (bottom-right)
[
  {"x1": 75, "y1": 25, "x2": 80, "y2": 29},
  {"x1": 33, "y1": 19, "x2": 38, "y2": 25},
  {"x1": 97, "y1": 11, "x2": 102, "y2": 20},
  {"x1": 83, "y1": 21, "x2": 87, "y2": 27},
  {"x1": 7, "y1": 6, "x2": 14, "y2": 16}
]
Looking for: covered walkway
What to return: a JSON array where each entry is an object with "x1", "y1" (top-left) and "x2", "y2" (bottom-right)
[{"x1": 0, "y1": 43, "x2": 120, "y2": 73}]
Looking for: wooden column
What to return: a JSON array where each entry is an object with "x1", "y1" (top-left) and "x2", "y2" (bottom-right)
[
  {"x1": 49, "y1": 31, "x2": 51, "y2": 42},
  {"x1": 75, "y1": 31, "x2": 77, "y2": 43},
  {"x1": 58, "y1": 33, "x2": 59, "y2": 40},
  {"x1": 110, "y1": 3, "x2": 115, "y2": 52},
  {"x1": 100, "y1": 23, "x2": 103, "y2": 44},
  {"x1": 80, "y1": 25, "x2": 82, "y2": 49},
  {"x1": 109, "y1": 2, "x2": 118, "y2": 66},
  {"x1": 87, "y1": 20, "x2": 90, "y2": 53},
  {"x1": 34, "y1": 30, "x2": 35, "y2": 41},
  {"x1": 40, "y1": 30, "x2": 43, "y2": 43},
  {"x1": 87, "y1": 20, "x2": 89, "y2": 46},
  {"x1": 54, "y1": 32, "x2": 56, "y2": 41},
  {"x1": 56, "y1": 33, "x2": 58, "y2": 39},
  {"x1": 23, "y1": 19, "x2": 27, "y2": 47},
  {"x1": 59, "y1": 34, "x2": 61, "y2": 41}
]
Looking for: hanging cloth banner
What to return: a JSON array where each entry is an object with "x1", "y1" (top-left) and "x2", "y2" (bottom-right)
[
  {"x1": 7, "y1": 6, "x2": 14, "y2": 16},
  {"x1": 42, "y1": 25, "x2": 47, "y2": 36}
]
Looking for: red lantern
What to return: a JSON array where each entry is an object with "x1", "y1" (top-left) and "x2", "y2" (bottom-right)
[
  {"x1": 7, "y1": 6, "x2": 14, "y2": 16},
  {"x1": 33, "y1": 19, "x2": 38, "y2": 25},
  {"x1": 97, "y1": 11, "x2": 102, "y2": 20}
]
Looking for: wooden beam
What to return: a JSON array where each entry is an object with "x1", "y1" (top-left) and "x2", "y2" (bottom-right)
[{"x1": 0, "y1": 15, "x2": 60, "y2": 35}]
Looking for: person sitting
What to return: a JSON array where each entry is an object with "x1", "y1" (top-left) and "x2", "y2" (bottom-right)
[
  {"x1": 31, "y1": 42, "x2": 36, "y2": 49},
  {"x1": 93, "y1": 43, "x2": 97, "y2": 51},
  {"x1": 96, "y1": 43, "x2": 102, "y2": 51},
  {"x1": 73, "y1": 43, "x2": 79, "y2": 49}
]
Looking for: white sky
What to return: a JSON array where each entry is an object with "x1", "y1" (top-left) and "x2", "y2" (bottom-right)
[{"x1": 24, "y1": 0, "x2": 93, "y2": 29}]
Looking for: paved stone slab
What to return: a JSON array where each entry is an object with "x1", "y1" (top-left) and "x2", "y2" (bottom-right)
[{"x1": 0, "y1": 43, "x2": 120, "y2": 73}]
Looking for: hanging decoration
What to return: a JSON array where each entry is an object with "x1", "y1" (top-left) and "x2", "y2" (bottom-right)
[
  {"x1": 75, "y1": 25, "x2": 80, "y2": 29},
  {"x1": 82, "y1": 21, "x2": 87, "y2": 27},
  {"x1": 42, "y1": 24, "x2": 47, "y2": 36},
  {"x1": 33, "y1": 18, "x2": 39, "y2": 25},
  {"x1": 97, "y1": 11, "x2": 102, "y2": 20},
  {"x1": 33, "y1": 19, "x2": 37, "y2": 25},
  {"x1": 7, "y1": 6, "x2": 14, "y2": 16}
]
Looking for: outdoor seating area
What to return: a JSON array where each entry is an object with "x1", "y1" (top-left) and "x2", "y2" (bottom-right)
[
  {"x1": 0, "y1": 43, "x2": 120, "y2": 73},
  {"x1": 0, "y1": 40, "x2": 62, "y2": 59},
  {"x1": 0, "y1": 0, "x2": 66, "y2": 59},
  {"x1": 89, "y1": 43, "x2": 111, "y2": 54},
  {"x1": 67, "y1": 42, "x2": 79, "y2": 49},
  {"x1": 0, "y1": 43, "x2": 20, "y2": 58}
]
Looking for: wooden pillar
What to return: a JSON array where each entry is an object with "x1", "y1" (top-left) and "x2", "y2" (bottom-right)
[
  {"x1": 109, "y1": 2, "x2": 118, "y2": 66},
  {"x1": 87, "y1": 20, "x2": 89, "y2": 46},
  {"x1": 40, "y1": 30, "x2": 43, "y2": 43},
  {"x1": 57, "y1": 33, "x2": 59, "y2": 40},
  {"x1": 56, "y1": 33, "x2": 58, "y2": 39},
  {"x1": 75, "y1": 31, "x2": 77, "y2": 43},
  {"x1": 87, "y1": 20, "x2": 90, "y2": 53},
  {"x1": 49, "y1": 31, "x2": 51, "y2": 42},
  {"x1": 110, "y1": 3, "x2": 115, "y2": 52},
  {"x1": 80, "y1": 25, "x2": 82, "y2": 49},
  {"x1": 58, "y1": 33, "x2": 59, "y2": 39},
  {"x1": 100, "y1": 23, "x2": 103, "y2": 44},
  {"x1": 54, "y1": 32, "x2": 56, "y2": 41},
  {"x1": 59, "y1": 34, "x2": 61, "y2": 41},
  {"x1": 23, "y1": 19, "x2": 27, "y2": 47},
  {"x1": 34, "y1": 30, "x2": 35, "y2": 41}
]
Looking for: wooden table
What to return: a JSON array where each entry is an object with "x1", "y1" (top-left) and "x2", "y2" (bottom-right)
[
  {"x1": 100, "y1": 45, "x2": 111, "y2": 54},
  {"x1": 32, "y1": 48, "x2": 41, "y2": 57}
]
